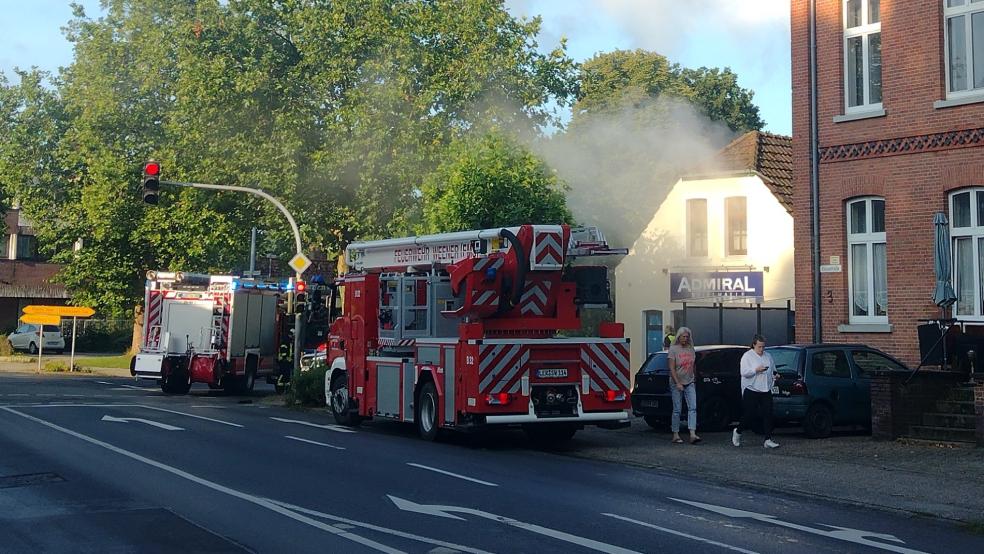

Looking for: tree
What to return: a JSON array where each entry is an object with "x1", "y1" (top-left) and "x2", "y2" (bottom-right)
[
  {"x1": 0, "y1": 0, "x2": 577, "y2": 316},
  {"x1": 421, "y1": 131, "x2": 572, "y2": 233}
]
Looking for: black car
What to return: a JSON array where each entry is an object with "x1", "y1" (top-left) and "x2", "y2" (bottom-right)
[
  {"x1": 769, "y1": 344, "x2": 909, "y2": 438},
  {"x1": 631, "y1": 345, "x2": 748, "y2": 431}
]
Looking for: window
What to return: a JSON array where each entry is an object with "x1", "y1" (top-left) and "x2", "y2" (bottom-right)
[
  {"x1": 847, "y1": 197, "x2": 888, "y2": 323},
  {"x1": 811, "y1": 350, "x2": 851, "y2": 378},
  {"x1": 686, "y1": 199, "x2": 707, "y2": 257},
  {"x1": 16, "y1": 235, "x2": 37, "y2": 259},
  {"x1": 843, "y1": 0, "x2": 882, "y2": 112},
  {"x1": 851, "y1": 349, "x2": 907, "y2": 377},
  {"x1": 725, "y1": 196, "x2": 747, "y2": 256},
  {"x1": 945, "y1": 0, "x2": 984, "y2": 98},
  {"x1": 638, "y1": 352, "x2": 669, "y2": 375},
  {"x1": 0, "y1": 235, "x2": 8, "y2": 258},
  {"x1": 644, "y1": 310, "x2": 663, "y2": 356},
  {"x1": 950, "y1": 188, "x2": 984, "y2": 320}
]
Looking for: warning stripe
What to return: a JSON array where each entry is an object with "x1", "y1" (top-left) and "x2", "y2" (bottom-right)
[
  {"x1": 532, "y1": 231, "x2": 564, "y2": 269},
  {"x1": 471, "y1": 289, "x2": 499, "y2": 308},
  {"x1": 472, "y1": 257, "x2": 504, "y2": 272},
  {"x1": 478, "y1": 344, "x2": 527, "y2": 393},
  {"x1": 146, "y1": 291, "x2": 163, "y2": 348},
  {"x1": 580, "y1": 344, "x2": 630, "y2": 391},
  {"x1": 519, "y1": 281, "x2": 552, "y2": 316}
]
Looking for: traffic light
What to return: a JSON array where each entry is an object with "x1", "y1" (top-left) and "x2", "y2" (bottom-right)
[
  {"x1": 295, "y1": 280, "x2": 308, "y2": 312},
  {"x1": 142, "y1": 160, "x2": 161, "y2": 204}
]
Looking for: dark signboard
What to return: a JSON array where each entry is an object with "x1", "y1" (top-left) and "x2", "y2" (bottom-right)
[{"x1": 670, "y1": 271, "x2": 764, "y2": 302}]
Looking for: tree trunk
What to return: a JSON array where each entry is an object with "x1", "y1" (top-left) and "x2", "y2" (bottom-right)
[{"x1": 130, "y1": 305, "x2": 143, "y2": 355}]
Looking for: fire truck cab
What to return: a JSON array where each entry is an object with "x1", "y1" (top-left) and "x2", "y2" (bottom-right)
[{"x1": 324, "y1": 224, "x2": 632, "y2": 442}]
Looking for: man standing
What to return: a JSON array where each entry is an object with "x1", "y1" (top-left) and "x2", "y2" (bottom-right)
[{"x1": 733, "y1": 334, "x2": 780, "y2": 449}]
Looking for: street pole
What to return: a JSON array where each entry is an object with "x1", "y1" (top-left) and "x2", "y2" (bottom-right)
[
  {"x1": 249, "y1": 227, "x2": 257, "y2": 274},
  {"x1": 161, "y1": 179, "x2": 306, "y2": 386},
  {"x1": 70, "y1": 316, "x2": 77, "y2": 372}
]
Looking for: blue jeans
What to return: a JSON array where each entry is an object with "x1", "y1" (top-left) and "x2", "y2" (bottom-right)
[{"x1": 671, "y1": 382, "x2": 697, "y2": 433}]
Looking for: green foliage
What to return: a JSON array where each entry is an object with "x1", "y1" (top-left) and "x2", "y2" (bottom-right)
[
  {"x1": 573, "y1": 49, "x2": 763, "y2": 133},
  {"x1": 290, "y1": 362, "x2": 329, "y2": 407},
  {"x1": 0, "y1": 0, "x2": 577, "y2": 316},
  {"x1": 421, "y1": 131, "x2": 572, "y2": 233},
  {"x1": 75, "y1": 355, "x2": 133, "y2": 369},
  {"x1": 43, "y1": 360, "x2": 87, "y2": 373}
]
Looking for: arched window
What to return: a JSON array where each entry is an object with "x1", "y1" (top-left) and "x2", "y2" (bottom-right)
[
  {"x1": 847, "y1": 197, "x2": 887, "y2": 323},
  {"x1": 950, "y1": 188, "x2": 984, "y2": 320}
]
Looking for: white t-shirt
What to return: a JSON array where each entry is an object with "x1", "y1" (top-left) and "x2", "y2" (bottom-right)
[{"x1": 740, "y1": 349, "x2": 776, "y2": 393}]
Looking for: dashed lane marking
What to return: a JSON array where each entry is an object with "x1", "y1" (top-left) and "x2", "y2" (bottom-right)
[
  {"x1": 0, "y1": 407, "x2": 405, "y2": 554},
  {"x1": 285, "y1": 435, "x2": 346, "y2": 450},
  {"x1": 406, "y1": 463, "x2": 498, "y2": 487}
]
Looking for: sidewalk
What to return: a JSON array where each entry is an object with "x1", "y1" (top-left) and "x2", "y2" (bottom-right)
[
  {"x1": 571, "y1": 418, "x2": 984, "y2": 525},
  {"x1": 0, "y1": 359, "x2": 132, "y2": 378}
]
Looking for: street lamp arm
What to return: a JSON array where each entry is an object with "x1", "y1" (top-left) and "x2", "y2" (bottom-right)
[{"x1": 163, "y1": 180, "x2": 303, "y2": 255}]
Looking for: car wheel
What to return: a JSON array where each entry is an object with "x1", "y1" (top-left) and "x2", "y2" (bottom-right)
[
  {"x1": 28, "y1": 342, "x2": 38, "y2": 355},
  {"x1": 643, "y1": 415, "x2": 666, "y2": 430},
  {"x1": 416, "y1": 381, "x2": 440, "y2": 441},
  {"x1": 523, "y1": 423, "x2": 578, "y2": 443},
  {"x1": 329, "y1": 372, "x2": 360, "y2": 426},
  {"x1": 698, "y1": 395, "x2": 732, "y2": 432},
  {"x1": 804, "y1": 403, "x2": 833, "y2": 438}
]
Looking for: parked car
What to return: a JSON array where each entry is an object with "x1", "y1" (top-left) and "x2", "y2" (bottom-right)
[
  {"x1": 631, "y1": 345, "x2": 748, "y2": 431},
  {"x1": 7, "y1": 323, "x2": 65, "y2": 355},
  {"x1": 768, "y1": 344, "x2": 909, "y2": 438}
]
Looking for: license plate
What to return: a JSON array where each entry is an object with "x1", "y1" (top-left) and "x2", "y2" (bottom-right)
[
  {"x1": 536, "y1": 368, "x2": 567, "y2": 378},
  {"x1": 641, "y1": 399, "x2": 659, "y2": 408}
]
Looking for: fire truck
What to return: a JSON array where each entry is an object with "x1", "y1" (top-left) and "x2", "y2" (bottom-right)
[
  {"x1": 131, "y1": 271, "x2": 289, "y2": 394},
  {"x1": 322, "y1": 224, "x2": 632, "y2": 441}
]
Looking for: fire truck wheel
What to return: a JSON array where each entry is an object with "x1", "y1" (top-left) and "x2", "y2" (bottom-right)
[
  {"x1": 523, "y1": 423, "x2": 578, "y2": 443},
  {"x1": 329, "y1": 373, "x2": 360, "y2": 426},
  {"x1": 416, "y1": 381, "x2": 440, "y2": 442},
  {"x1": 242, "y1": 364, "x2": 256, "y2": 394}
]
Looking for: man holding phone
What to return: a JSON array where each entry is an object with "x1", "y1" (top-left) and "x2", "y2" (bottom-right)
[{"x1": 733, "y1": 334, "x2": 780, "y2": 449}]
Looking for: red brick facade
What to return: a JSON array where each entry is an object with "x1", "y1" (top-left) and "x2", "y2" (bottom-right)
[{"x1": 792, "y1": 1, "x2": 984, "y2": 367}]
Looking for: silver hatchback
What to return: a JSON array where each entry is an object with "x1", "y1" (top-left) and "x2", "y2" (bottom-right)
[{"x1": 7, "y1": 323, "x2": 65, "y2": 354}]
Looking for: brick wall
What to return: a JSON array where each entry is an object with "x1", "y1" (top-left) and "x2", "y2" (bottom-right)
[
  {"x1": 870, "y1": 370, "x2": 966, "y2": 440},
  {"x1": 792, "y1": 1, "x2": 984, "y2": 366}
]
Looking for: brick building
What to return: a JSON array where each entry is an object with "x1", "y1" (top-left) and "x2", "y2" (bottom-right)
[
  {"x1": 0, "y1": 208, "x2": 68, "y2": 332},
  {"x1": 792, "y1": 0, "x2": 984, "y2": 368}
]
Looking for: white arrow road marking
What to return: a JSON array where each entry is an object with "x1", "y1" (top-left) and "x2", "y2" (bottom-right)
[
  {"x1": 269, "y1": 499, "x2": 494, "y2": 554},
  {"x1": 406, "y1": 463, "x2": 498, "y2": 487},
  {"x1": 388, "y1": 496, "x2": 641, "y2": 554},
  {"x1": 1, "y1": 407, "x2": 406, "y2": 554},
  {"x1": 139, "y1": 405, "x2": 243, "y2": 427},
  {"x1": 285, "y1": 435, "x2": 346, "y2": 450},
  {"x1": 101, "y1": 415, "x2": 183, "y2": 431},
  {"x1": 270, "y1": 416, "x2": 356, "y2": 433},
  {"x1": 668, "y1": 498, "x2": 930, "y2": 554},
  {"x1": 602, "y1": 513, "x2": 760, "y2": 554}
]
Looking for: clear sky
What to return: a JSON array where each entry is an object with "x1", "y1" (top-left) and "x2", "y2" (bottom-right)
[{"x1": 0, "y1": 0, "x2": 791, "y2": 134}]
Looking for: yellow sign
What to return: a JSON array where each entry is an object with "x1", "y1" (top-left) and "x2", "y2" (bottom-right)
[
  {"x1": 23, "y1": 305, "x2": 96, "y2": 318},
  {"x1": 288, "y1": 253, "x2": 312, "y2": 274},
  {"x1": 20, "y1": 314, "x2": 61, "y2": 326}
]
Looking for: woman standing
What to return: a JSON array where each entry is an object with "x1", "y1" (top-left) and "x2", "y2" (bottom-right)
[{"x1": 667, "y1": 327, "x2": 700, "y2": 444}]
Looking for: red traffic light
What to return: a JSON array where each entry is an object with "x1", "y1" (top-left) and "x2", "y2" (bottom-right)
[
  {"x1": 296, "y1": 281, "x2": 307, "y2": 293},
  {"x1": 144, "y1": 161, "x2": 161, "y2": 176}
]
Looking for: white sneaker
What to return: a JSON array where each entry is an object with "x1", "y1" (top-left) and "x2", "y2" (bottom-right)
[
  {"x1": 732, "y1": 428, "x2": 741, "y2": 447},
  {"x1": 763, "y1": 439, "x2": 780, "y2": 449}
]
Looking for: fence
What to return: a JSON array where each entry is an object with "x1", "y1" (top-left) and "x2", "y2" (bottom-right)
[
  {"x1": 59, "y1": 318, "x2": 132, "y2": 353},
  {"x1": 679, "y1": 301, "x2": 795, "y2": 346}
]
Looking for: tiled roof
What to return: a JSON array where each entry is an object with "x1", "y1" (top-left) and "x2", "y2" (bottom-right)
[{"x1": 718, "y1": 131, "x2": 793, "y2": 214}]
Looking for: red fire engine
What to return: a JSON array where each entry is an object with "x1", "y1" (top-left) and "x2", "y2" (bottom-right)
[
  {"x1": 131, "y1": 271, "x2": 288, "y2": 394},
  {"x1": 323, "y1": 224, "x2": 631, "y2": 441}
]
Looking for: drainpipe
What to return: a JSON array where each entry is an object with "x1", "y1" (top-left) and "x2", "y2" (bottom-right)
[{"x1": 809, "y1": 0, "x2": 823, "y2": 343}]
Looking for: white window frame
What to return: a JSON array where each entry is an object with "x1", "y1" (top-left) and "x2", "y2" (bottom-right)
[
  {"x1": 949, "y1": 187, "x2": 984, "y2": 322},
  {"x1": 725, "y1": 196, "x2": 748, "y2": 257},
  {"x1": 847, "y1": 197, "x2": 888, "y2": 324},
  {"x1": 843, "y1": 0, "x2": 883, "y2": 114},
  {"x1": 686, "y1": 198, "x2": 708, "y2": 258},
  {"x1": 943, "y1": 0, "x2": 984, "y2": 101}
]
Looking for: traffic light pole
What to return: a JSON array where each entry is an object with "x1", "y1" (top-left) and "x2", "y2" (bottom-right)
[{"x1": 160, "y1": 180, "x2": 306, "y2": 387}]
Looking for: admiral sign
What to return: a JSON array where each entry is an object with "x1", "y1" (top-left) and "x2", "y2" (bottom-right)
[{"x1": 670, "y1": 271, "x2": 764, "y2": 302}]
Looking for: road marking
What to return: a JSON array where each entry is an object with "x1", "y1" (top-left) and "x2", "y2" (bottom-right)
[
  {"x1": 668, "y1": 498, "x2": 929, "y2": 554},
  {"x1": 388, "y1": 496, "x2": 640, "y2": 554},
  {"x1": 285, "y1": 435, "x2": 346, "y2": 450},
  {"x1": 270, "y1": 416, "x2": 356, "y2": 433},
  {"x1": 0, "y1": 407, "x2": 406, "y2": 554},
  {"x1": 270, "y1": 499, "x2": 493, "y2": 554},
  {"x1": 601, "y1": 513, "x2": 759, "y2": 554},
  {"x1": 116, "y1": 384, "x2": 154, "y2": 390},
  {"x1": 96, "y1": 381, "x2": 113, "y2": 385},
  {"x1": 110, "y1": 387, "x2": 152, "y2": 391},
  {"x1": 406, "y1": 463, "x2": 498, "y2": 487},
  {"x1": 139, "y1": 405, "x2": 243, "y2": 428},
  {"x1": 190, "y1": 405, "x2": 227, "y2": 409},
  {"x1": 101, "y1": 415, "x2": 184, "y2": 431}
]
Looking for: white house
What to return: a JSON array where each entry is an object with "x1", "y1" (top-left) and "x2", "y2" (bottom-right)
[{"x1": 615, "y1": 131, "x2": 795, "y2": 369}]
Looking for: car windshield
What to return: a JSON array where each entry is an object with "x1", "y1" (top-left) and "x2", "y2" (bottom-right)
[
  {"x1": 766, "y1": 347, "x2": 800, "y2": 375},
  {"x1": 42, "y1": 325, "x2": 60, "y2": 333},
  {"x1": 638, "y1": 352, "x2": 669, "y2": 374}
]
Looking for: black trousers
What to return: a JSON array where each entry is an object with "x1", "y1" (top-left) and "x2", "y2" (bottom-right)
[{"x1": 737, "y1": 389, "x2": 774, "y2": 440}]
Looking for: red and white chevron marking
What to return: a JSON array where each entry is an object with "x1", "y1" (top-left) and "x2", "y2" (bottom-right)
[
  {"x1": 519, "y1": 280, "x2": 552, "y2": 316},
  {"x1": 579, "y1": 343, "x2": 631, "y2": 393},
  {"x1": 472, "y1": 256, "x2": 504, "y2": 273},
  {"x1": 471, "y1": 288, "x2": 500, "y2": 309},
  {"x1": 478, "y1": 343, "x2": 530, "y2": 394},
  {"x1": 145, "y1": 291, "x2": 164, "y2": 349},
  {"x1": 214, "y1": 293, "x2": 231, "y2": 357},
  {"x1": 532, "y1": 231, "x2": 564, "y2": 270}
]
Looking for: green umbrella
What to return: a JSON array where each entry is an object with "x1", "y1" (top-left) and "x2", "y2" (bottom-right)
[{"x1": 932, "y1": 212, "x2": 957, "y2": 308}]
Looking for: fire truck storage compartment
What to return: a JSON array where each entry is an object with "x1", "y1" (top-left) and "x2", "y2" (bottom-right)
[
  {"x1": 165, "y1": 300, "x2": 214, "y2": 353},
  {"x1": 378, "y1": 274, "x2": 460, "y2": 343},
  {"x1": 416, "y1": 341, "x2": 457, "y2": 425},
  {"x1": 371, "y1": 357, "x2": 413, "y2": 421},
  {"x1": 228, "y1": 290, "x2": 278, "y2": 357}
]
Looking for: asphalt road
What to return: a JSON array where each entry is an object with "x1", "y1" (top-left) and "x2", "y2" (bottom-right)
[{"x1": 0, "y1": 374, "x2": 979, "y2": 553}]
